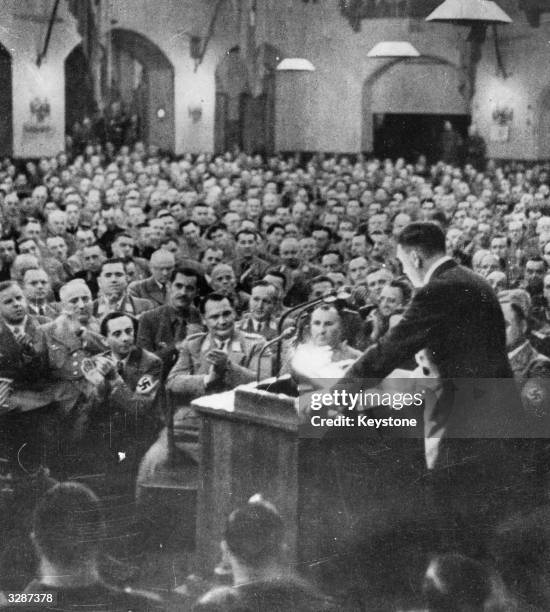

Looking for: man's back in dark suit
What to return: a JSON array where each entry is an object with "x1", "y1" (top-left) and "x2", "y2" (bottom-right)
[{"x1": 342, "y1": 259, "x2": 511, "y2": 383}]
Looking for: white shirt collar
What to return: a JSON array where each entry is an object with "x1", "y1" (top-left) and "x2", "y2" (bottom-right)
[{"x1": 424, "y1": 256, "x2": 454, "y2": 285}]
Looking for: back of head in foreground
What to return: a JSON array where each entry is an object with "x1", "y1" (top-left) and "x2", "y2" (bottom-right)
[
  {"x1": 198, "y1": 496, "x2": 337, "y2": 611},
  {"x1": 32, "y1": 481, "x2": 106, "y2": 572}
]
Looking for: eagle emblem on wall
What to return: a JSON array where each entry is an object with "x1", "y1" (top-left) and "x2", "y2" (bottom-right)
[{"x1": 29, "y1": 97, "x2": 51, "y2": 123}]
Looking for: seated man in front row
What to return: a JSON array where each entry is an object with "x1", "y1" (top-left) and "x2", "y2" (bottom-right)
[
  {"x1": 137, "y1": 293, "x2": 268, "y2": 486},
  {"x1": 167, "y1": 292, "x2": 269, "y2": 462},
  {"x1": 80, "y1": 311, "x2": 163, "y2": 478}
]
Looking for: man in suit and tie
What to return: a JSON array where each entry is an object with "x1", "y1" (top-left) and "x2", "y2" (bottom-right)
[
  {"x1": 0, "y1": 281, "x2": 55, "y2": 473},
  {"x1": 128, "y1": 249, "x2": 174, "y2": 307},
  {"x1": 22, "y1": 268, "x2": 60, "y2": 321},
  {"x1": 93, "y1": 258, "x2": 154, "y2": 320},
  {"x1": 237, "y1": 280, "x2": 279, "y2": 341},
  {"x1": 137, "y1": 266, "x2": 204, "y2": 377},
  {"x1": 327, "y1": 223, "x2": 527, "y2": 556}
]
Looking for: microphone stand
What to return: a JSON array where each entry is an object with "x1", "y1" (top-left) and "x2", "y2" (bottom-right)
[{"x1": 256, "y1": 326, "x2": 296, "y2": 382}]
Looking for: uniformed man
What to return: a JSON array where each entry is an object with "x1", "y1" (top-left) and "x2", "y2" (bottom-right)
[
  {"x1": 138, "y1": 293, "x2": 268, "y2": 485},
  {"x1": 41, "y1": 280, "x2": 107, "y2": 466},
  {"x1": 81, "y1": 311, "x2": 162, "y2": 478}
]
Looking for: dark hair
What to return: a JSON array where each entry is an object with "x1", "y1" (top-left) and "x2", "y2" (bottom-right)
[
  {"x1": 0, "y1": 280, "x2": 19, "y2": 293},
  {"x1": 388, "y1": 278, "x2": 413, "y2": 304},
  {"x1": 310, "y1": 274, "x2": 335, "y2": 287},
  {"x1": 16, "y1": 237, "x2": 36, "y2": 247},
  {"x1": 526, "y1": 255, "x2": 547, "y2": 268},
  {"x1": 251, "y1": 279, "x2": 277, "y2": 293},
  {"x1": 236, "y1": 229, "x2": 258, "y2": 242},
  {"x1": 397, "y1": 222, "x2": 445, "y2": 257},
  {"x1": 32, "y1": 482, "x2": 106, "y2": 567},
  {"x1": 200, "y1": 246, "x2": 224, "y2": 261},
  {"x1": 224, "y1": 499, "x2": 284, "y2": 566},
  {"x1": 266, "y1": 222, "x2": 285, "y2": 235},
  {"x1": 200, "y1": 291, "x2": 235, "y2": 315},
  {"x1": 204, "y1": 223, "x2": 228, "y2": 239},
  {"x1": 170, "y1": 266, "x2": 202, "y2": 284},
  {"x1": 112, "y1": 232, "x2": 133, "y2": 242},
  {"x1": 100, "y1": 311, "x2": 138, "y2": 337},
  {"x1": 98, "y1": 257, "x2": 126, "y2": 275},
  {"x1": 264, "y1": 269, "x2": 288, "y2": 290},
  {"x1": 180, "y1": 219, "x2": 199, "y2": 230}
]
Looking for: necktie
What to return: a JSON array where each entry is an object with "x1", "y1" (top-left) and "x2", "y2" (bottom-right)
[
  {"x1": 38, "y1": 305, "x2": 45, "y2": 316},
  {"x1": 117, "y1": 361, "x2": 125, "y2": 377},
  {"x1": 174, "y1": 318, "x2": 186, "y2": 342}
]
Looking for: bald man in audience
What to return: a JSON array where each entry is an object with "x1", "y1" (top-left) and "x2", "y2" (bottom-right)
[
  {"x1": 41, "y1": 280, "x2": 107, "y2": 456},
  {"x1": 128, "y1": 249, "x2": 175, "y2": 306}
]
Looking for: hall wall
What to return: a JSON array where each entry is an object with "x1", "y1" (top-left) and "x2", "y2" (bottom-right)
[
  {"x1": 475, "y1": 15, "x2": 550, "y2": 161},
  {"x1": 0, "y1": 0, "x2": 80, "y2": 157},
  {"x1": 2, "y1": 0, "x2": 550, "y2": 160}
]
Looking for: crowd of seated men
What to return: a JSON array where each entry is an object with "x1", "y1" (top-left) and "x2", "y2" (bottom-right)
[
  {"x1": 2, "y1": 143, "x2": 550, "y2": 607},
  {"x1": 1, "y1": 480, "x2": 549, "y2": 611}
]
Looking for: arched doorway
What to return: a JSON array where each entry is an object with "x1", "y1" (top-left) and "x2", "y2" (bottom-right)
[
  {"x1": 215, "y1": 44, "x2": 279, "y2": 155},
  {"x1": 65, "y1": 44, "x2": 95, "y2": 135},
  {"x1": 362, "y1": 58, "x2": 469, "y2": 162},
  {"x1": 0, "y1": 43, "x2": 12, "y2": 156},
  {"x1": 537, "y1": 87, "x2": 550, "y2": 159},
  {"x1": 109, "y1": 29, "x2": 175, "y2": 151}
]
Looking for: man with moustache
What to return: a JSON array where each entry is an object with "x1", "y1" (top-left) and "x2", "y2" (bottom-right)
[{"x1": 137, "y1": 267, "x2": 203, "y2": 377}]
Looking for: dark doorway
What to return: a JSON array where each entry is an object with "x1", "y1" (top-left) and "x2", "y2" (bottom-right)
[
  {"x1": 373, "y1": 113, "x2": 470, "y2": 163},
  {"x1": 110, "y1": 29, "x2": 175, "y2": 151},
  {"x1": 0, "y1": 43, "x2": 12, "y2": 156},
  {"x1": 65, "y1": 45, "x2": 95, "y2": 134}
]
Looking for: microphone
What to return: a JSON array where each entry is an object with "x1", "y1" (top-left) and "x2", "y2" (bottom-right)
[{"x1": 257, "y1": 326, "x2": 296, "y2": 382}]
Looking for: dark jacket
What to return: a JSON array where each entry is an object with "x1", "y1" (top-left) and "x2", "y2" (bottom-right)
[
  {"x1": 137, "y1": 304, "x2": 203, "y2": 376},
  {"x1": 128, "y1": 276, "x2": 167, "y2": 307}
]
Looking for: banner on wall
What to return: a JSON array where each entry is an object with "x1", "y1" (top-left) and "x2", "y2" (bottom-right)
[{"x1": 23, "y1": 97, "x2": 53, "y2": 134}]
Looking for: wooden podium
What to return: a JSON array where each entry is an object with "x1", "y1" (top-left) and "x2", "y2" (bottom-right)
[{"x1": 192, "y1": 377, "x2": 428, "y2": 592}]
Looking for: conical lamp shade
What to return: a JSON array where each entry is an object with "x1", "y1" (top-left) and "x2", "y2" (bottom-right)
[
  {"x1": 276, "y1": 58, "x2": 316, "y2": 72},
  {"x1": 367, "y1": 41, "x2": 420, "y2": 58},
  {"x1": 426, "y1": 0, "x2": 512, "y2": 25}
]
